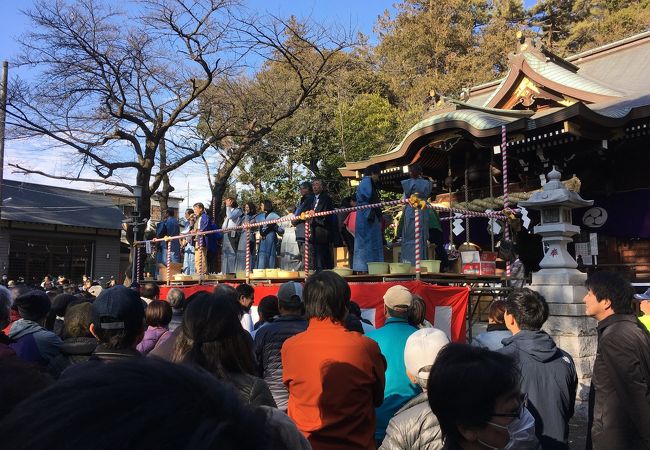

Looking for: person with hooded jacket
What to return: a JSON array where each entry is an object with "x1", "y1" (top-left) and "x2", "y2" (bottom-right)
[
  {"x1": 499, "y1": 289, "x2": 577, "y2": 450},
  {"x1": 9, "y1": 290, "x2": 62, "y2": 366}
]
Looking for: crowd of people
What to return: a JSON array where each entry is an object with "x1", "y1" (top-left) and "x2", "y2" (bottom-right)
[
  {"x1": 147, "y1": 166, "x2": 449, "y2": 278},
  {"x1": 1, "y1": 270, "x2": 649, "y2": 449}
]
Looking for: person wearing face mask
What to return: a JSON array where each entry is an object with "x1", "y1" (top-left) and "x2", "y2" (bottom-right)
[
  {"x1": 427, "y1": 344, "x2": 539, "y2": 450},
  {"x1": 499, "y1": 289, "x2": 577, "y2": 450}
]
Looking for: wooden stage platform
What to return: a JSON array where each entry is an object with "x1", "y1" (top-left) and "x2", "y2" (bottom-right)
[{"x1": 154, "y1": 273, "x2": 509, "y2": 342}]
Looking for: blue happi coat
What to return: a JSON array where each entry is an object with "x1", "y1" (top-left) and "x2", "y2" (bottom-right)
[
  {"x1": 236, "y1": 213, "x2": 257, "y2": 272},
  {"x1": 353, "y1": 176, "x2": 384, "y2": 272},
  {"x1": 257, "y1": 211, "x2": 282, "y2": 269}
]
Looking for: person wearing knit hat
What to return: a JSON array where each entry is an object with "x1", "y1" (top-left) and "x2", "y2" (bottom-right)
[
  {"x1": 366, "y1": 284, "x2": 419, "y2": 445},
  {"x1": 8, "y1": 290, "x2": 62, "y2": 366},
  {"x1": 380, "y1": 328, "x2": 450, "y2": 450}
]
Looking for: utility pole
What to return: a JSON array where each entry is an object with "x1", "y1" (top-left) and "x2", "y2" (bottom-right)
[{"x1": 0, "y1": 61, "x2": 8, "y2": 229}]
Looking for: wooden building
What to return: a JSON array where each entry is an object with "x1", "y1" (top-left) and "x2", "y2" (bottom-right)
[
  {"x1": 0, "y1": 180, "x2": 124, "y2": 283},
  {"x1": 340, "y1": 32, "x2": 650, "y2": 280}
]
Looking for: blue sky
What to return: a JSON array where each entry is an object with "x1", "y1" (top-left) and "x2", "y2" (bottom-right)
[
  {"x1": 0, "y1": 0, "x2": 536, "y2": 210},
  {"x1": 0, "y1": 0, "x2": 396, "y2": 63},
  {"x1": 0, "y1": 0, "x2": 397, "y2": 209}
]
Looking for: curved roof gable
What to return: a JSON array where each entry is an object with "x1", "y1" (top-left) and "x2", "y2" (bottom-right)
[{"x1": 486, "y1": 38, "x2": 623, "y2": 109}]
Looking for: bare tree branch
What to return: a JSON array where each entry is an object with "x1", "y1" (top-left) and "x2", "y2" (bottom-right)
[
  {"x1": 9, "y1": 163, "x2": 133, "y2": 190},
  {"x1": 200, "y1": 154, "x2": 215, "y2": 191},
  {"x1": 8, "y1": 0, "x2": 239, "y2": 220}
]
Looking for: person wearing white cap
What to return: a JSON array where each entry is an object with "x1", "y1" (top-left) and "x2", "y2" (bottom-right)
[
  {"x1": 380, "y1": 328, "x2": 449, "y2": 450},
  {"x1": 634, "y1": 288, "x2": 650, "y2": 332},
  {"x1": 366, "y1": 284, "x2": 420, "y2": 444}
]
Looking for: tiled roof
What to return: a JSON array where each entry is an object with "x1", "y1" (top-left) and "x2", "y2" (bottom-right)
[
  {"x1": 1, "y1": 180, "x2": 124, "y2": 230},
  {"x1": 361, "y1": 108, "x2": 522, "y2": 160},
  {"x1": 468, "y1": 31, "x2": 650, "y2": 104},
  {"x1": 522, "y1": 53, "x2": 624, "y2": 97}
]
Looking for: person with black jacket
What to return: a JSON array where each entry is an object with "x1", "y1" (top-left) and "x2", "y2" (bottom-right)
[
  {"x1": 309, "y1": 179, "x2": 335, "y2": 271},
  {"x1": 254, "y1": 282, "x2": 307, "y2": 411},
  {"x1": 292, "y1": 181, "x2": 314, "y2": 271},
  {"x1": 584, "y1": 271, "x2": 650, "y2": 450},
  {"x1": 499, "y1": 288, "x2": 577, "y2": 450},
  {"x1": 172, "y1": 289, "x2": 276, "y2": 408}
]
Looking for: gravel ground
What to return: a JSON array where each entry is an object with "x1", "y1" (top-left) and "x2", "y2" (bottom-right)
[{"x1": 568, "y1": 415, "x2": 588, "y2": 450}]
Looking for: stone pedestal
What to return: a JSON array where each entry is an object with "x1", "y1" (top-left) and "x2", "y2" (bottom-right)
[{"x1": 532, "y1": 269, "x2": 597, "y2": 417}]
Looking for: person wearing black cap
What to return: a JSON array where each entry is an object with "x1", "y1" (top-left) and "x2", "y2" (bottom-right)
[
  {"x1": 254, "y1": 282, "x2": 308, "y2": 411},
  {"x1": 8, "y1": 290, "x2": 62, "y2": 366},
  {"x1": 87, "y1": 285, "x2": 145, "y2": 362}
]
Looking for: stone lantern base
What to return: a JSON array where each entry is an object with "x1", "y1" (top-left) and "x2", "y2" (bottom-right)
[{"x1": 531, "y1": 268, "x2": 597, "y2": 417}]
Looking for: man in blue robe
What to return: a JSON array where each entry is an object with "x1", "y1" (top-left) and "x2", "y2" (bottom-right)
[
  {"x1": 221, "y1": 197, "x2": 243, "y2": 274},
  {"x1": 353, "y1": 165, "x2": 384, "y2": 272},
  {"x1": 257, "y1": 200, "x2": 283, "y2": 269},
  {"x1": 155, "y1": 209, "x2": 181, "y2": 277},
  {"x1": 193, "y1": 202, "x2": 219, "y2": 275},
  {"x1": 401, "y1": 165, "x2": 431, "y2": 265}
]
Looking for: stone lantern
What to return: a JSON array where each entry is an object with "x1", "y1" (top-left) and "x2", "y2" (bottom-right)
[
  {"x1": 518, "y1": 167, "x2": 595, "y2": 417},
  {"x1": 519, "y1": 167, "x2": 593, "y2": 274}
]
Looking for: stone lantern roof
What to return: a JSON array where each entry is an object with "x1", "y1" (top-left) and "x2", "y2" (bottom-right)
[{"x1": 519, "y1": 168, "x2": 593, "y2": 210}]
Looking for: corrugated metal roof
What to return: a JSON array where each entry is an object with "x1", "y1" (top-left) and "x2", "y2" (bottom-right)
[{"x1": 1, "y1": 180, "x2": 124, "y2": 230}]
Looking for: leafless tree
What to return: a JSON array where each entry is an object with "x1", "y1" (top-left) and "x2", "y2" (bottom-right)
[
  {"x1": 6, "y1": 0, "x2": 240, "y2": 222},
  {"x1": 198, "y1": 14, "x2": 353, "y2": 223},
  {"x1": 7, "y1": 0, "x2": 354, "y2": 228}
]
